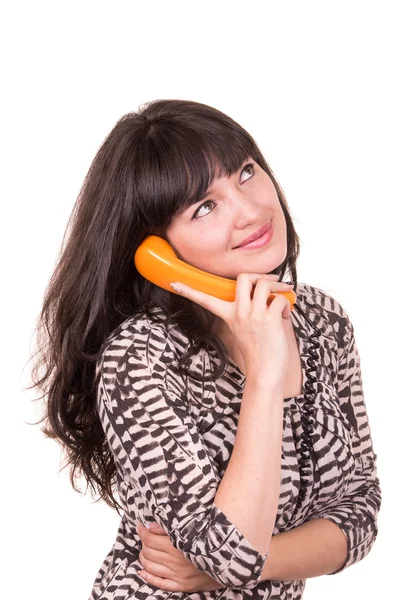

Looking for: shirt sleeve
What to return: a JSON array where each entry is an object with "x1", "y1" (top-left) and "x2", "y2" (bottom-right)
[
  {"x1": 314, "y1": 314, "x2": 382, "y2": 574},
  {"x1": 99, "y1": 330, "x2": 269, "y2": 590}
]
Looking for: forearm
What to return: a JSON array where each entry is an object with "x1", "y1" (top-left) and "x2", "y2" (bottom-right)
[
  {"x1": 215, "y1": 377, "x2": 284, "y2": 556},
  {"x1": 261, "y1": 518, "x2": 348, "y2": 581}
]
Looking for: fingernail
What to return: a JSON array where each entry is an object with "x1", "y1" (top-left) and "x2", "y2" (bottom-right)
[{"x1": 170, "y1": 282, "x2": 182, "y2": 293}]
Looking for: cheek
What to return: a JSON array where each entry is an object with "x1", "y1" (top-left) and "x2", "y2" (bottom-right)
[{"x1": 184, "y1": 231, "x2": 221, "y2": 255}]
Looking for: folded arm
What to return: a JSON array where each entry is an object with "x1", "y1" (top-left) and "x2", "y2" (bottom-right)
[
  {"x1": 316, "y1": 315, "x2": 381, "y2": 575},
  {"x1": 262, "y1": 312, "x2": 382, "y2": 581},
  {"x1": 99, "y1": 327, "x2": 268, "y2": 590}
]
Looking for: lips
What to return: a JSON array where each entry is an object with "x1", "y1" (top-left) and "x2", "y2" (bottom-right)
[{"x1": 235, "y1": 221, "x2": 272, "y2": 248}]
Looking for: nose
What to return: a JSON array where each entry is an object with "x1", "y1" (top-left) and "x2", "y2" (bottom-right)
[{"x1": 232, "y1": 198, "x2": 264, "y2": 229}]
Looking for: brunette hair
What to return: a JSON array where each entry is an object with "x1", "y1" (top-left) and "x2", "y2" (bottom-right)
[{"x1": 28, "y1": 99, "x2": 301, "y2": 511}]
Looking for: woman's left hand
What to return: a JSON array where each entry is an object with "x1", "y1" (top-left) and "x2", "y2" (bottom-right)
[{"x1": 136, "y1": 522, "x2": 225, "y2": 593}]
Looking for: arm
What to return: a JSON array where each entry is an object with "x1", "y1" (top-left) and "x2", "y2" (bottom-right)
[
  {"x1": 258, "y1": 311, "x2": 382, "y2": 581},
  {"x1": 260, "y1": 518, "x2": 348, "y2": 581},
  {"x1": 100, "y1": 326, "x2": 284, "y2": 590},
  {"x1": 306, "y1": 314, "x2": 381, "y2": 575}
]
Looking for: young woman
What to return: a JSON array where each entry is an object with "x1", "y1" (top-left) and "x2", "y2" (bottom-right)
[{"x1": 30, "y1": 99, "x2": 382, "y2": 599}]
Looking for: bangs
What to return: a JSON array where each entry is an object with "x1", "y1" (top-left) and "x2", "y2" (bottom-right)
[{"x1": 133, "y1": 119, "x2": 257, "y2": 231}]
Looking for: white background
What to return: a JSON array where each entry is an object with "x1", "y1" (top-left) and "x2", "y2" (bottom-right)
[{"x1": 2, "y1": 1, "x2": 395, "y2": 598}]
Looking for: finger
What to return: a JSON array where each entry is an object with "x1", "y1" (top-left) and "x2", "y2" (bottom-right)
[
  {"x1": 140, "y1": 541, "x2": 177, "y2": 565},
  {"x1": 138, "y1": 525, "x2": 167, "y2": 548},
  {"x1": 140, "y1": 551, "x2": 167, "y2": 576},
  {"x1": 282, "y1": 296, "x2": 292, "y2": 320},
  {"x1": 233, "y1": 273, "x2": 281, "y2": 316},
  {"x1": 147, "y1": 523, "x2": 168, "y2": 535},
  {"x1": 138, "y1": 568, "x2": 183, "y2": 592},
  {"x1": 143, "y1": 545, "x2": 188, "y2": 575},
  {"x1": 141, "y1": 533, "x2": 180, "y2": 561},
  {"x1": 138, "y1": 556, "x2": 185, "y2": 592},
  {"x1": 234, "y1": 273, "x2": 255, "y2": 315},
  {"x1": 252, "y1": 280, "x2": 293, "y2": 313},
  {"x1": 139, "y1": 550, "x2": 171, "y2": 578},
  {"x1": 267, "y1": 291, "x2": 291, "y2": 319},
  {"x1": 169, "y1": 281, "x2": 228, "y2": 318},
  {"x1": 170, "y1": 272, "x2": 279, "y2": 311}
]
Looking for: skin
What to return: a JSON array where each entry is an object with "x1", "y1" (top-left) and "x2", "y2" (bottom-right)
[
  {"x1": 165, "y1": 157, "x2": 289, "y2": 343},
  {"x1": 135, "y1": 160, "x2": 348, "y2": 591},
  {"x1": 135, "y1": 158, "x2": 293, "y2": 593},
  {"x1": 136, "y1": 518, "x2": 348, "y2": 592},
  {"x1": 137, "y1": 521, "x2": 225, "y2": 592}
]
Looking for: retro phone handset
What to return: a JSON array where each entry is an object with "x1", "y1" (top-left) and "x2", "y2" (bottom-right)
[
  {"x1": 134, "y1": 235, "x2": 297, "y2": 309},
  {"x1": 134, "y1": 234, "x2": 323, "y2": 512}
]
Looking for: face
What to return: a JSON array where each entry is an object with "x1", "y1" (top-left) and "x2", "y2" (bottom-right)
[{"x1": 165, "y1": 157, "x2": 288, "y2": 281}]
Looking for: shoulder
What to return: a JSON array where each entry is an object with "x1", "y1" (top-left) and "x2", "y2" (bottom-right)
[
  {"x1": 296, "y1": 282, "x2": 353, "y2": 346},
  {"x1": 97, "y1": 308, "x2": 192, "y2": 378},
  {"x1": 96, "y1": 309, "x2": 208, "y2": 404},
  {"x1": 297, "y1": 282, "x2": 350, "y2": 318}
]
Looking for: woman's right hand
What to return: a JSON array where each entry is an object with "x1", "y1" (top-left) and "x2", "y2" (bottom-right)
[{"x1": 170, "y1": 274, "x2": 294, "y2": 385}]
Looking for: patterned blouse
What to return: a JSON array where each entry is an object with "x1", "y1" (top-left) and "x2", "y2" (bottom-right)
[{"x1": 88, "y1": 282, "x2": 382, "y2": 600}]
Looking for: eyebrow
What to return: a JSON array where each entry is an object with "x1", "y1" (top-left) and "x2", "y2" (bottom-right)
[
  {"x1": 180, "y1": 190, "x2": 213, "y2": 216},
  {"x1": 177, "y1": 187, "x2": 213, "y2": 216},
  {"x1": 195, "y1": 189, "x2": 212, "y2": 203},
  {"x1": 179, "y1": 159, "x2": 253, "y2": 216},
  {"x1": 185, "y1": 164, "x2": 245, "y2": 210}
]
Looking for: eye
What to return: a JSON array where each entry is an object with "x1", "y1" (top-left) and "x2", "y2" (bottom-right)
[
  {"x1": 192, "y1": 162, "x2": 256, "y2": 219},
  {"x1": 241, "y1": 162, "x2": 255, "y2": 181},
  {"x1": 192, "y1": 199, "x2": 215, "y2": 219}
]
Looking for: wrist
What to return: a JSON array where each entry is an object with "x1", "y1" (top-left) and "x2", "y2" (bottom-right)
[
  {"x1": 260, "y1": 535, "x2": 277, "y2": 581},
  {"x1": 244, "y1": 373, "x2": 284, "y2": 395}
]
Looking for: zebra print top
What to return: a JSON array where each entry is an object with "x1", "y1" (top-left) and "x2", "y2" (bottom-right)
[{"x1": 88, "y1": 282, "x2": 381, "y2": 600}]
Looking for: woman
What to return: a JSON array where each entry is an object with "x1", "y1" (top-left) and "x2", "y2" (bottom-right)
[{"x1": 30, "y1": 99, "x2": 381, "y2": 599}]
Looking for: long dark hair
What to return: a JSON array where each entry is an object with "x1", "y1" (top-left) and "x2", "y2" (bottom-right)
[{"x1": 28, "y1": 99, "x2": 301, "y2": 512}]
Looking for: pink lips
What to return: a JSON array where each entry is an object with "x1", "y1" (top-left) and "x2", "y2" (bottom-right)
[{"x1": 235, "y1": 221, "x2": 272, "y2": 248}]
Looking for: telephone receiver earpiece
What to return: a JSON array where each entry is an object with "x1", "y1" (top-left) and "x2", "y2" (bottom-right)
[{"x1": 134, "y1": 235, "x2": 296, "y2": 310}]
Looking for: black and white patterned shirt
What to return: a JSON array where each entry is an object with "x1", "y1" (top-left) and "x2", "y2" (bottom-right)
[{"x1": 88, "y1": 283, "x2": 381, "y2": 600}]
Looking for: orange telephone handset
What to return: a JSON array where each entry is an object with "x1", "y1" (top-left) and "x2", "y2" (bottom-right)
[{"x1": 134, "y1": 235, "x2": 296, "y2": 310}]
